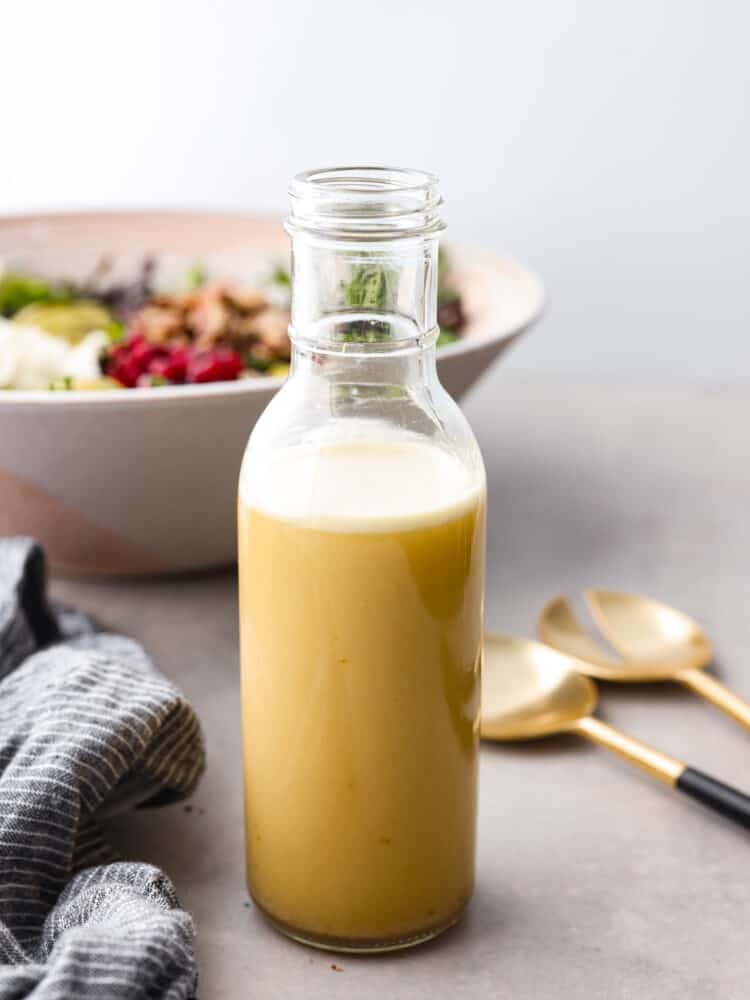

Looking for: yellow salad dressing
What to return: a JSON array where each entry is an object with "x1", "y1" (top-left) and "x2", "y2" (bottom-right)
[{"x1": 238, "y1": 438, "x2": 485, "y2": 948}]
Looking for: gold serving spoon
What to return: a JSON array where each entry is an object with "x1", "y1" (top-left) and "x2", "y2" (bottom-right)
[
  {"x1": 538, "y1": 590, "x2": 750, "y2": 732},
  {"x1": 481, "y1": 633, "x2": 750, "y2": 829}
]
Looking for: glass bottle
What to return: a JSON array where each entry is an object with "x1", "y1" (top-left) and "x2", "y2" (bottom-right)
[{"x1": 238, "y1": 167, "x2": 486, "y2": 952}]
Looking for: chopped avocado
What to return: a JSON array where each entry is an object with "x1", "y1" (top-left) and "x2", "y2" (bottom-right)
[
  {"x1": 13, "y1": 301, "x2": 114, "y2": 344},
  {"x1": 105, "y1": 321, "x2": 125, "y2": 343}
]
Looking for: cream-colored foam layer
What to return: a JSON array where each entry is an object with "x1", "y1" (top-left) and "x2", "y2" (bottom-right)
[{"x1": 240, "y1": 438, "x2": 482, "y2": 533}]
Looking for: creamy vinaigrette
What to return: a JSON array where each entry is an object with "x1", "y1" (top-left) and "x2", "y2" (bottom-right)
[{"x1": 239, "y1": 439, "x2": 485, "y2": 949}]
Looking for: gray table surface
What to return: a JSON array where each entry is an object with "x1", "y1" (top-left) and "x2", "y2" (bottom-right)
[{"x1": 55, "y1": 374, "x2": 750, "y2": 999}]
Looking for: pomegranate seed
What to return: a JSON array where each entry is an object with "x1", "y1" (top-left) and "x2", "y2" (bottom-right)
[
  {"x1": 187, "y1": 347, "x2": 243, "y2": 383},
  {"x1": 111, "y1": 358, "x2": 141, "y2": 388},
  {"x1": 130, "y1": 338, "x2": 160, "y2": 368},
  {"x1": 149, "y1": 351, "x2": 187, "y2": 383}
]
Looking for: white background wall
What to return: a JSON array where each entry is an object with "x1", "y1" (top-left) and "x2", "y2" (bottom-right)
[{"x1": 2, "y1": 0, "x2": 748, "y2": 381}]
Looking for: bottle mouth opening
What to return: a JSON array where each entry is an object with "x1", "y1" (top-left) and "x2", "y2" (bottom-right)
[{"x1": 287, "y1": 166, "x2": 445, "y2": 240}]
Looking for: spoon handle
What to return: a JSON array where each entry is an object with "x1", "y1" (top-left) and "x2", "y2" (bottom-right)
[
  {"x1": 573, "y1": 716, "x2": 750, "y2": 830},
  {"x1": 573, "y1": 716, "x2": 682, "y2": 785},
  {"x1": 676, "y1": 769, "x2": 750, "y2": 830},
  {"x1": 679, "y1": 669, "x2": 750, "y2": 733}
]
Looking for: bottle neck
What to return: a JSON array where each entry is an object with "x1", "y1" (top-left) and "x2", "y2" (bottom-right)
[
  {"x1": 288, "y1": 232, "x2": 440, "y2": 355},
  {"x1": 290, "y1": 335, "x2": 438, "y2": 388}
]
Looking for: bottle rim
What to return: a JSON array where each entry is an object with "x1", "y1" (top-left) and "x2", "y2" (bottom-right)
[{"x1": 287, "y1": 166, "x2": 445, "y2": 240}]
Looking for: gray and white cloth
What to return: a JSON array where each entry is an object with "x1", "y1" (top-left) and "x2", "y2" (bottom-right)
[{"x1": 0, "y1": 538, "x2": 205, "y2": 999}]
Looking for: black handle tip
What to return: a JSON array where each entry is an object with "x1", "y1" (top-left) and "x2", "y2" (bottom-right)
[{"x1": 677, "y1": 767, "x2": 750, "y2": 831}]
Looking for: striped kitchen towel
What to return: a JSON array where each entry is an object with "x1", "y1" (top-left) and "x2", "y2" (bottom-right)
[{"x1": 0, "y1": 537, "x2": 205, "y2": 999}]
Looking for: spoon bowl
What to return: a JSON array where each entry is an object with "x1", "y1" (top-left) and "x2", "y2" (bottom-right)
[
  {"x1": 538, "y1": 593, "x2": 694, "y2": 681},
  {"x1": 538, "y1": 590, "x2": 750, "y2": 732},
  {"x1": 587, "y1": 589, "x2": 712, "y2": 674},
  {"x1": 481, "y1": 634, "x2": 597, "y2": 739}
]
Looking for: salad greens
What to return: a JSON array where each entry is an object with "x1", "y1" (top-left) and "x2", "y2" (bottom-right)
[
  {"x1": 0, "y1": 273, "x2": 72, "y2": 317},
  {"x1": 338, "y1": 261, "x2": 397, "y2": 343},
  {"x1": 270, "y1": 266, "x2": 291, "y2": 289},
  {"x1": 185, "y1": 263, "x2": 207, "y2": 291},
  {"x1": 343, "y1": 263, "x2": 395, "y2": 311}
]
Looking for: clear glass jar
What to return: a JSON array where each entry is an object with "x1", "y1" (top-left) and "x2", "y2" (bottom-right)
[{"x1": 238, "y1": 167, "x2": 486, "y2": 952}]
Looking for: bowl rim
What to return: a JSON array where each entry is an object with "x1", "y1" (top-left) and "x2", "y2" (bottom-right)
[{"x1": 0, "y1": 209, "x2": 545, "y2": 409}]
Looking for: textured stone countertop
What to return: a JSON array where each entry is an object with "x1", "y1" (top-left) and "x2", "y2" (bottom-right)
[{"x1": 55, "y1": 374, "x2": 750, "y2": 999}]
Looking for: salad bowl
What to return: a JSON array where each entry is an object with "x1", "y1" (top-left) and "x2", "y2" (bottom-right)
[{"x1": 0, "y1": 212, "x2": 544, "y2": 575}]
